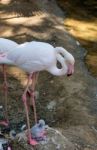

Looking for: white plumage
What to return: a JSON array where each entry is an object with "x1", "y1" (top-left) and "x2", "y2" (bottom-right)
[
  {"x1": 0, "y1": 38, "x2": 18, "y2": 65},
  {"x1": 0, "y1": 38, "x2": 18, "y2": 54}
]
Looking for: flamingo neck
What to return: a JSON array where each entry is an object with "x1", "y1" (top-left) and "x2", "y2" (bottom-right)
[
  {"x1": 48, "y1": 54, "x2": 68, "y2": 76},
  {"x1": 49, "y1": 66, "x2": 67, "y2": 76}
]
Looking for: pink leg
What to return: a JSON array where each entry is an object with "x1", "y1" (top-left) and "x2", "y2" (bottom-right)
[
  {"x1": 22, "y1": 74, "x2": 38, "y2": 146},
  {"x1": 0, "y1": 120, "x2": 9, "y2": 127},
  {"x1": 0, "y1": 65, "x2": 9, "y2": 126},
  {"x1": 30, "y1": 72, "x2": 39, "y2": 124}
]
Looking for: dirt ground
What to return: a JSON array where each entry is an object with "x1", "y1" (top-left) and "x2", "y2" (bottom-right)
[
  {"x1": 0, "y1": 0, "x2": 97, "y2": 149},
  {"x1": 58, "y1": 0, "x2": 97, "y2": 78}
]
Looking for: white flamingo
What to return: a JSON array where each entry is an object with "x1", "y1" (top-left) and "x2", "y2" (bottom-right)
[
  {"x1": 0, "y1": 41, "x2": 75, "y2": 145},
  {"x1": 0, "y1": 38, "x2": 18, "y2": 126}
]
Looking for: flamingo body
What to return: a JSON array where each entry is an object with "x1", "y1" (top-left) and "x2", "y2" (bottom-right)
[
  {"x1": 0, "y1": 38, "x2": 18, "y2": 65},
  {"x1": 8, "y1": 42, "x2": 56, "y2": 72},
  {"x1": 7, "y1": 41, "x2": 74, "y2": 76},
  {"x1": 0, "y1": 38, "x2": 18, "y2": 54}
]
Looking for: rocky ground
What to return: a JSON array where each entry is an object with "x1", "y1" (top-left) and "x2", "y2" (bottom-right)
[{"x1": 0, "y1": 0, "x2": 97, "y2": 149}]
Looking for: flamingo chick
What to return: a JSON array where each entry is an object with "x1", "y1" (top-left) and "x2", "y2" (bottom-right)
[
  {"x1": 0, "y1": 41, "x2": 75, "y2": 145},
  {"x1": 0, "y1": 38, "x2": 18, "y2": 126}
]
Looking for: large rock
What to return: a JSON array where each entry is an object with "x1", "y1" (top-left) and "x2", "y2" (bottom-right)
[{"x1": 16, "y1": 127, "x2": 75, "y2": 150}]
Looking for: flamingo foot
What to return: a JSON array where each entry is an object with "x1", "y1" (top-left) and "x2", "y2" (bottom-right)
[
  {"x1": 0, "y1": 120, "x2": 9, "y2": 127},
  {"x1": 7, "y1": 146, "x2": 12, "y2": 150},
  {"x1": 0, "y1": 120, "x2": 10, "y2": 134},
  {"x1": 28, "y1": 137, "x2": 38, "y2": 146}
]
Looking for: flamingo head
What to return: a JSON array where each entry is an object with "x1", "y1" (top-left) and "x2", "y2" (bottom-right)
[{"x1": 65, "y1": 52, "x2": 75, "y2": 76}]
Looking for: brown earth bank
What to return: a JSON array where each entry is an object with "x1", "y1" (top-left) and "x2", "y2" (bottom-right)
[{"x1": 0, "y1": 0, "x2": 97, "y2": 149}]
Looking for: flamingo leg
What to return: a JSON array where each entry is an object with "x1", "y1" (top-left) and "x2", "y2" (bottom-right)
[
  {"x1": 30, "y1": 72, "x2": 39, "y2": 124},
  {"x1": 0, "y1": 65, "x2": 9, "y2": 126},
  {"x1": 22, "y1": 74, "x2": 38, "y2": 145}
]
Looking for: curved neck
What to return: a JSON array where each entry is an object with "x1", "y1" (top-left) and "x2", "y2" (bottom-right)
[
  {"x1": 55, "y1": 47, "x2": 68, "y2": 57},
  {"x1": 48, "y1": 54, "x2": 67, "y2": 76}
]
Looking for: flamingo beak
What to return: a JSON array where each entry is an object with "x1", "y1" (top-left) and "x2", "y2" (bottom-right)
[{"x1": 67, "y1": 64, "x2": 74, "y2": 76}]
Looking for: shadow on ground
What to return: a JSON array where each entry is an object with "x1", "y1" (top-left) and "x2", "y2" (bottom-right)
[{"x1": 57, "y1": 0, "x2": 97, "y2": 78}]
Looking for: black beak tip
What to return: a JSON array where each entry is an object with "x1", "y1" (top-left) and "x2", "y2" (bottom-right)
[{"x1": 67, "y1": 73, "x2": 72, "y2": 77}]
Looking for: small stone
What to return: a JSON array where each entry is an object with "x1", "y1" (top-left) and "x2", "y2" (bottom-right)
[
  {"x1": 0, "y1": 106, "x2": 3, "y2": 109},
  {"x1": 35, "y1": 91, "x2": 39, "y2": 99},
  {"x1": 50, "y1": 80, "x2": 54, "y2": 84},
  {"x1": 47, "y1": 100, "x2": 56, "y2": 111},
  {"x1": 56, "y1": 144, "x2": 61, "y2": 149},
  {"x1": 76, "y1": 41, "x2": 80, "y2": 46},
  {"x1": 20, "y1": 124, "x2": 26, "y2": 131},
  {"x1": 10, "y1": 130, "x2": 16, "y2": 139}
]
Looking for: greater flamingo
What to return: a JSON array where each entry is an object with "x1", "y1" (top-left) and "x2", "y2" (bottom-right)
[
  {"x1": 0, "y1": 38, "x2": 18, "y2": 126},
  {"x1": 0, "y1": 41, "x2": 75, "y2": 145}
]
